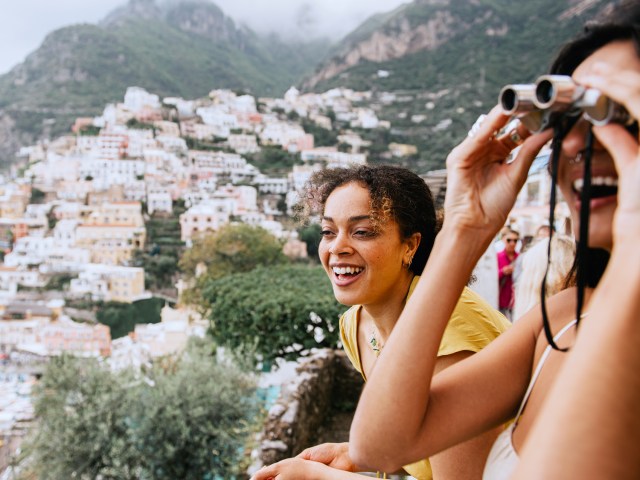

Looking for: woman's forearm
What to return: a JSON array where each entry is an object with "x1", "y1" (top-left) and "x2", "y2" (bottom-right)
[
  {"x1": 350, "y1": 225, "x2": 490, "y2": 471},
  {"x1": 515, "y1": 242, "x2": 640, "y2": 479}
]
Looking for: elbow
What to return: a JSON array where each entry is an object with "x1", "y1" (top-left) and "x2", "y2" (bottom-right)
[{"x1": 349, "y1": 433, "x2": 405, "y2": 474}]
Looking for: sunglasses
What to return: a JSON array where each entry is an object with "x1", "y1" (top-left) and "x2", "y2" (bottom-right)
[{"x1": 505, "y1": 238, "x2": 518, "y2": 243}]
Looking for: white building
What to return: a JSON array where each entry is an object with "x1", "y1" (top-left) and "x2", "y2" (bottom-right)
[
  {"x1": 124, "y1": 87, "x2": 161, "y2": 113},
  {"x1": 179, "y1": 201, "x2": 232, "y2": 244},
  {"x1": 146, "y1": 185, "x2": 173, "y2": 214},
  {"x1": 300, "y1": 147, "x2": 367, "y2": 168}
]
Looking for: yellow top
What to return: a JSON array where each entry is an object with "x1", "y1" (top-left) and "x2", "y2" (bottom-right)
[{"x1": 339, "y1": 277, "x2": 510, "y2": 480}]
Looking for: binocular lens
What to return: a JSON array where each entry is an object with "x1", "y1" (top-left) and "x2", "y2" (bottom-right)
[
  {"x1": 501, "y1": 88, "x2": 517, "y2": 112},
  {"x1": 535, "y1": 79, "x2": 554, "y2": 106}
]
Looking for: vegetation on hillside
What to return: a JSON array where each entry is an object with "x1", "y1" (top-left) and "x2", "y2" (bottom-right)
[
  {"x1": 309, "y1": 0, "x2": 610, "y2": 171},
  {"x1": 21, "y1": 338, "x2": 259, "y2": 479}
]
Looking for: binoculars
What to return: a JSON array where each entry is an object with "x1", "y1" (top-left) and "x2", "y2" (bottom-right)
[{"x1": 499, "y1": 75, "x2": 631, "y2": 132}]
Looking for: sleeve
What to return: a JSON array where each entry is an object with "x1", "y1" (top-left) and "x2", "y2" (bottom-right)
[
  {"x1": 339, "y1": 307, "x2": 364, "y2": 377},
  {"x1": 437, "y1": 286, "x2": 511, "y2": 357}
]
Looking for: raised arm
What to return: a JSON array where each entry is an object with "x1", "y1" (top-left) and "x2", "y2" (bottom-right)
[
  {"x1": 349, "y1": 107, "x2": 553, "y2": 471},
  {"x1": 514, "y1": 63, "x2": 640, "y2": 479}
]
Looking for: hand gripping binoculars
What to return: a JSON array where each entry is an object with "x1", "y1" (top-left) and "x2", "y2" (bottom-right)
[{"x1": 499, "y1": 75, "x2": 631, "y2": 132}]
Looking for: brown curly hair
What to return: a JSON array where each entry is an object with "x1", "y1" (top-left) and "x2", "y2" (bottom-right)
[{"x1": 298, "y1": 165, "x2": 437, "y2": 275}]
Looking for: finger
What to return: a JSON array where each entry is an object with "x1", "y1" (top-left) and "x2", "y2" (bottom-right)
[
  {"x1": 297, "y1": 448, "x2": 312, "y2": 459},
  {"x1": 472, "y1": 105, "x2": 511, "y2": 143},
  {"x1": 496, "y1": 119, "x2": 532, "y2": 151},
  {"x1": 592, "y1": 123, "x2": 639, "y2": 172},
  {"x1": 251, "y1": 465, "x2": 278, "y2": 480},
  {"x1": 509, "y1": 129, "x2": 554, "y2": 188},
  {"x1": 578, "y1": 66, "x2": 640, "y2": 123}
]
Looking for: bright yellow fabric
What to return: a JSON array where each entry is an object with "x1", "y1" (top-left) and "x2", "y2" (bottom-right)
[{"x1": 339, "y1": 277, "x2": 510, "y2": 480}]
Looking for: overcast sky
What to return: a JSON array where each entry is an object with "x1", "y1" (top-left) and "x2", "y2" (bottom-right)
[{"x1": 0, "y1": 0, "x2": 408, "y2": 75}]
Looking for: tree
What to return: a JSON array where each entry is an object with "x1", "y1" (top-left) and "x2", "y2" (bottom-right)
[
  {"x1": 179, "y1": 224, "x2": 289, "y2": 311},
  {"x1": 297, "y1": 223, "x2": 322, "y2": 262},
  {"x1": 23, "y1": 339, "x2": 259, "y2": 479},
  {"x1": 203, "y1": 264, "x2": 343, "y2": 366},
  {"x1": 179, "y1": 224, "x2": 287, "y2": 280},
  {"x1": 96, "y1": 298, "x2": 164, "y2": 339}
]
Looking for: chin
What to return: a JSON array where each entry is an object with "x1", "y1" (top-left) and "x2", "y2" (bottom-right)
[{"x1": 332, "y1": 289, "x2": 359, "y2": 307}]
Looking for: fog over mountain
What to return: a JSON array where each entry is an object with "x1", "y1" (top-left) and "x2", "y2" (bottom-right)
[{"x1": 0, "y1": 0, "x2": 407, "y2": 74}]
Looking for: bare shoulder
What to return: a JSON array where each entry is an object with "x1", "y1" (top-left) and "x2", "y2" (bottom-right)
[{"x1": 516, "y1": 287, "x2": 586, "y2": 354}]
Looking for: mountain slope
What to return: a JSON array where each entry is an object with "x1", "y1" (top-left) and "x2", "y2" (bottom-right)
[
  {"x1": 302, "y1": 0, "x2": 614, "y2": 171},
  {"x1": 0, "y1": 0, "x2": 330, "y2": 165}
]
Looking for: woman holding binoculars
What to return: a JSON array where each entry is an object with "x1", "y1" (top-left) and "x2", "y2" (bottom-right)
[{"x1": 349, "y1": 1, "x2": 640, "y2": 479}]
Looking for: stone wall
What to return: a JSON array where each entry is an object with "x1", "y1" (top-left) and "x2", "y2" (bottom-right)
[{"x1": 252, "y1": 349, "x2": 363, "y2": 469}]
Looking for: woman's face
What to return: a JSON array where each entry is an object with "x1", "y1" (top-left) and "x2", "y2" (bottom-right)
[
  {"x1": 318, "y1": 182, "x2": 418, "y2": 308},
  {"x1": 557, "y1": 40, "x2": 640, "y2": 251}
]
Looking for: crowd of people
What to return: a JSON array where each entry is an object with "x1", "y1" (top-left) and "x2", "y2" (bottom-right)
[{"x1": 252, "y1": 1, "x2": 640, "y2": 478}]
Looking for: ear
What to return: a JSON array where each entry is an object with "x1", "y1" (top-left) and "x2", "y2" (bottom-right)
[{"x1": 405, "y1": 232, "x2": 422, "y2": 260}]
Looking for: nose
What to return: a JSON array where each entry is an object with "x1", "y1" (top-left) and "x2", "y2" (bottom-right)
[
  {"x1": 560, "y1": 118, "x2": 605, "y2": 160},
  {"x1": 328, "y1": 231, "x2": 354, "y2": 256}
]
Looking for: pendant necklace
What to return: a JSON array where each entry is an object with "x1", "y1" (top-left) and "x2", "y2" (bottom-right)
[{"x1": 369, "y1": 326, "x2": 384, "y2": 356}]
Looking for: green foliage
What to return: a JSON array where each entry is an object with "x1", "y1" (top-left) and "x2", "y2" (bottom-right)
[
  {"x1": 96, "y1": 297, "x2": 164, "y2": 339},
  {"x1": 301, "y1": 118, "x2": 338, "y2": 147},
  {"x1": 29, "y1": 187, "x2": 46, "y2": 204},
  {"x1": 78, "y1": 125, "x2": 101, "y2": 136},
  {"x1": 298, "y1": 223, "x2": 322, "y2": 262},
  {"x1": 245, "y1": 146, "x2": 300, "y2": 175},
  {"x1": 126, "y1": 118, "x2": 155, "y2": 130},
  {"x1": 24, "y1": 340, "x2": 259, "y2": 479},
  {"x1": 43, "y1": 274, "x2": 74, "y2": 291},
  {"x1": 133, "y1": 207, "x2": 185, "y2": 292},
  {"x1": 133, "y1": 251, "x2": 180, "y2": 291},
  {"x1": 203, "y1": 264, "x2": 343, "y2": 365},
  {"x1": 179, "y1": 223, "x2": 287, "y2": 280}
]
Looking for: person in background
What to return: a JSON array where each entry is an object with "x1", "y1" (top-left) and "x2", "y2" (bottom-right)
[
  {"x1": 496, "y1": 229, "x2": 519, "y2": 320},
  {"x1": 534, "y1": 223, "x2": 552, "y2": 240},
  {"x1": 252, "y1": 165, "x2": 509, "y2": 480},
  {"x1": 512, "y1": 234, "x2": 575, "y2": 321}
]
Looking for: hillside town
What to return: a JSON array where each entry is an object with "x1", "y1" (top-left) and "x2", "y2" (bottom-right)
[{"x1": 0, "y1": 84, "x2": 563, "y2": 473}]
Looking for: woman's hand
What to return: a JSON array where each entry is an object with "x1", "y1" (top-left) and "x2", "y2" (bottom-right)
[
  {"x1": 444, "y1": 106, "x2": 552, "y2": 242},
  {"x1": 297, "y1": 442, "x2": 356, "y2": 472},
  {"x1": 578, "y1": 63, "x2": 640, "y2": 243},
  {"x1": 250, "y1": 457, "x2": 362, "y2": 480}
]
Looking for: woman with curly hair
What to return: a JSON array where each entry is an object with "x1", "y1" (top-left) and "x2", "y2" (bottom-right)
[{"x1": 253, "y1": 164, "x2": 510, "y2": 480}]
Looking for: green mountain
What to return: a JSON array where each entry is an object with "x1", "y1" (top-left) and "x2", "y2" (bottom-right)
[
  {"x1": 0, "y1": 0, "x2": 330, "y2": 165},
  {"x1": 304, "y1": 0, "x2": 615, "y2": 171}
]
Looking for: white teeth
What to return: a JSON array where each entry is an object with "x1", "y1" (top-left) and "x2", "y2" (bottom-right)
[
  {"x1": 573, "y1": 178, "x2": 584, "y2": 191},
  {"x1": 332, "y1": 266, "x2": 364, "y2": 275},
  {"x1": 573, "y1": 176, "x2": 618, "y2": 192}
]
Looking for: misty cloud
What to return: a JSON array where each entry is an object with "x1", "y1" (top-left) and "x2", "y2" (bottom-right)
[{"x1": 0, "y1": 0, "x2": 407, "y2": 73}]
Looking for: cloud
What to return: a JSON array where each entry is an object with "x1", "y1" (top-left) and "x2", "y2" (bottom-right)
[{"x1": 0, "y1": 0, "x2": 408, "y2": 74}]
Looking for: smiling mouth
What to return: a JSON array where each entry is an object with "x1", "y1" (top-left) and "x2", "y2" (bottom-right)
[
  {"x1": 332, "y1": 266, "x2": 364, "y2": 280},
  {"x1": 572, "y1": 176, "x2": 618, "y2": 199}
]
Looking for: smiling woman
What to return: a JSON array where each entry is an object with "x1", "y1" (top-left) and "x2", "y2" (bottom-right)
[
  {"x1": 251, "y1": 165, "x2": 510, "y2": 480},
  {"x1": 345, "y1": 3, "x2": 640, "y2": 479}
]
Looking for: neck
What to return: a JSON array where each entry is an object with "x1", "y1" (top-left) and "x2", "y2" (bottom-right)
[{"x1": 361, "y1": 273, "x2": 414, "y2": 343}]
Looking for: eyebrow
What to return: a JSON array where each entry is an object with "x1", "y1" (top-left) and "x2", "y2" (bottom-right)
[{"x1": 322, "y1": 215, "x2": 371, "y2": 223}]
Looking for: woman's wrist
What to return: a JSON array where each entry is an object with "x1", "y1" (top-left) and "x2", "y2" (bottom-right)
[{"x1": 438, "y1": 223, "x2": 495, "y2": 261}]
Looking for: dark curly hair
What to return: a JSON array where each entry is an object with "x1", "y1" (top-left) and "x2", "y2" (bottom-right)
[{"x1": 299, "y1": 165, "x2": 437, "y2": 275}]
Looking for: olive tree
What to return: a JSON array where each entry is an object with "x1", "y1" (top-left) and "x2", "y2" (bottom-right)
[{"x1": 23, "y1": 339, "x2": 259, "y2": 479}]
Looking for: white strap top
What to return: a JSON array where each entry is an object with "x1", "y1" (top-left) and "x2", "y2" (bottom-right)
[{"x1": 482, "y1": 318, "x2": 578, "y2": 480}]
